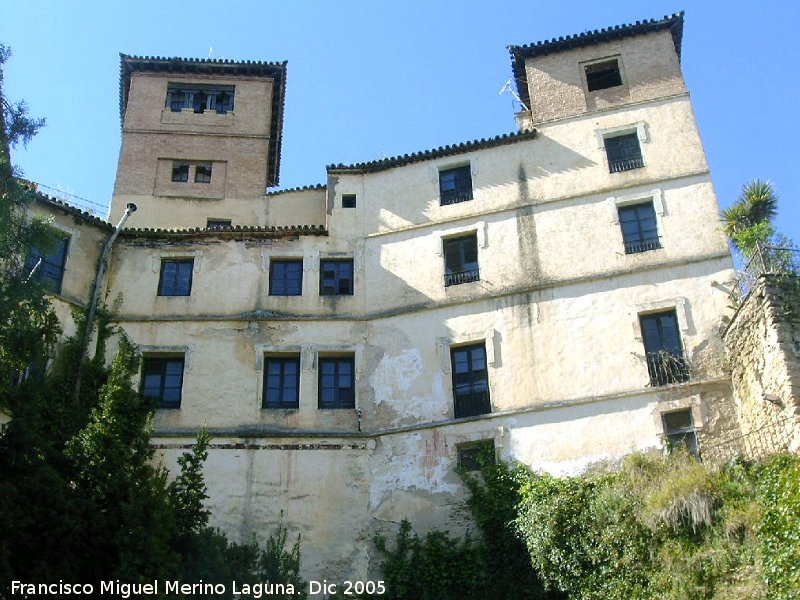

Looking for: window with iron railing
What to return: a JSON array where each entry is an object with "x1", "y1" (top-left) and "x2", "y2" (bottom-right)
[
  {"x1": 443, "y1": 234, "x2": 479, "y2": 287},
  {"x1": 619, "y1": 202, "x2": 661, "y2": 254},
  {"x1": 640, "y1": 311, "x2": 690, "y2": 386},
  {"x1": 439, "y1": 165, "x2": 473, "y2": 206},
  {"x1": 604, "y1": 133, "x2": 644, "y2": 173},
  {"x1": 451, "y1": 343, "x2": 491, "y2": 418}
]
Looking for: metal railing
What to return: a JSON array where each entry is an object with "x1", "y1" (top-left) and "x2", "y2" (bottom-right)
[
  {"x1": 729, "y1": 243, "x2": 800, "y2": 305},
  {"x1": 444, "y1": 268, "x2": 480, "y2": 287},
  {"x1": 454, "y1": 391, "x2": 491, "y2": 419},
  {"x1": 440, "y1": 190, "x2": 474, "y2": 206},
  {"x1": 646, "y1": 350, "x2": 690, "y2": 387},
  {"x1": 625, "y1": 238, "x2": 662, "y2": 254},
  {"x1": 609, "y1": 156, "x2": 645, "y2": 173}
]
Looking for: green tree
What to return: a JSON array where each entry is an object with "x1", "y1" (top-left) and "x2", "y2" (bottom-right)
[
  {"x1": 722, "y1": 179, "x2": 779, "y2": 257},
  {"x1": 0, "y1": 43, "x2": 60, "y2": 408}
]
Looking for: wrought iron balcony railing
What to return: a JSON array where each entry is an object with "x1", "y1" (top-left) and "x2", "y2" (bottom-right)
[
  {"x1": 609, "y1": 156, "x2": 645, "y2": 173},
  {"x1": 444, "y1": 268, "x2": 480, "y2": 287},
  {"x1": 625, "y1": 238, "x2": 662, "y2": 254},
  {"x1": 646, "y1": 350, "x2": 690, "y2": 387},
  {"x1": 440, "y1": 190, "x2": 474, "y2": 206},
  {"x1": 454, "y1": 391, "x2": 491, "y2": 419}
]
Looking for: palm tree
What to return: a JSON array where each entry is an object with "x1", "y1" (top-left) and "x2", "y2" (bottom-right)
[{"x1": 722, "y1": 179, "x2": 778, "y2": 256}]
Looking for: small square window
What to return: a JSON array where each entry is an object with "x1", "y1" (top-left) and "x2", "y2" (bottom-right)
[
  {"x1": 342, "y1": 194, "x2": 357, "y2": 208},
  {"x1": 618, "y1": 202, "x2": 661, "y2": 254},
  {"x1": 158, "y1": 259, "x2": 194, "y2": 297},
  {"x1": 318, "y1": 356, "x2": 355, "y2": 409},
  {"x1": 451, "y1": 343, "x2": 490, "y2": 418},
  {"x1": 457, "y1": 440, "x2": 496, "y2": 472},
  {"x1": 194, "y1": 164, "x2": 212, "y2": 184},
  {"x1": 142, "y1": 356, "x2": 184, "y2": 409},
  {"x1": 640, "y1": 311, "x2": 690, "y2": 386},
  {"x1": 206, "y1": 219, "x2": 232, "y2": 229},
  {"x1": 171, "y1": 163, "x2": 189, "y2": 182},
  {"x1": 24, "y1": 236, "x2": 69, "y2": 294},
  {"x1": 662, "y1": 409, "x2": 699, "y2": 457},
  {"x1": 443, "y1": 234, "x2": 479, "y2": 286},
  {"x1": 270, "y1": 259, "x2": 303, "y2": 296},
  {"x1": 439, "y1": 165, "x2": 473, "y2": 205},
  {"x1": 320, "y1": 259, "x2": 354, "y2": 296},
  {"x1": 585, "y1": 59, "x2": 622, "y2": 92},
  {"x1": 263, "y1": 356, "x2": 300, "y2": 409},
  {"x1": 605, "y1": 133, "x2": 644, "y2": 173}
]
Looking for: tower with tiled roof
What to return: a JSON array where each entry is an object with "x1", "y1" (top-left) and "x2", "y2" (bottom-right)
[{"x1": 110, "y1": 55, "x2": 286, "y2": 229}]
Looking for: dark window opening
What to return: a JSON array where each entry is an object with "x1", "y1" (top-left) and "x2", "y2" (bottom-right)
[
  {"x1": 171, "y1": 163, "x2": 189, "y2": 182},
  {"x1": 619, "y1": 202, "x2": 661, "y2": 254},
  {"x1": 439, "y1": 165, "x2": 473, "y2": 206},
  {"x1": 443, "y1": 234, "x2": 479, "y2": 286},
  {"x1": 194, "y1": 164, "x2": 212, "y2": 183},
  {"x1": 166, "y1": 84, "x2": 235, "y2": 114},
  {"x1": 206, "y1": 219, "x2": 232, "y2": 229},
  {"x1": 586, "y1": 59, "x2": 622, "y2": 91},
  {"x1": 451, "y1": 343, "x2": 490, "y2": 418},
  {"x1": 142, "y1": 356, "x2": 184, "y2": 409},
  {"x1": 24, "y1": 236, "x2": 69, "y2": 294},
  {"x1": 640, "y1": 311, "x2": 690, "y2": 386},
  {"x1": 263, "y1": 356, "x2": 300, "y2": 409},
  {"x1": 270, "y1": 259, "x2": 303, "y2": 296},
  {"x1": 342, "y1": 194, "x2": 357, "y2": 208},
  {"x1": 320, "y1": 259, "x2": 354, "y2": 296},
  {"x1": 158, "y1": 259, "x2": 194, "y2": 297},
  {"x1": 457, "y1": 440, "x2": 496, "y2": 472},
  {"x1": 318, "y1": 356, "x2": 355, "y2": 409},
  {"x1": 662, "y1": 409, "x2": 699, "y2": 457},
  {"x1": 604, "y1": 133, "x2": 644, "y2": 173}
]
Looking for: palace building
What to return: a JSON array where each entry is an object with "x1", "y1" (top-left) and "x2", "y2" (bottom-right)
[{"x1": 27, "y1": 12, "x2": 744, "y2": 578}]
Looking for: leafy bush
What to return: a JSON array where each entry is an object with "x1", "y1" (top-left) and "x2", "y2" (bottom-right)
[{"x1": 516, "y1": 451, "x2": 800, "y2": 600}]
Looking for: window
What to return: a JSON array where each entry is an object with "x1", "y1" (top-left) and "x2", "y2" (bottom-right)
[
  {"x1": 171, "y1": 163, "x2": 189, "y2": 182},
  {"x1": 640, "y1": 311, "x2": 690, "y2": 386},
  {"x1": 451, "y1": 343, "x2": 490, "y2": 418},
  {"x1": 142, "y1": 356, "x2": 184, "y2": 409},
  {"x1": 166, "y1": 83, "x2": 235, "y2": 114},
  {"x1": 206, "y1": 219, "x2": 231, "y2": 229},
  {"x1": 320, "y1": 259, "x2": 354, "y2": 296},
  {"x1": 619, "y1": 202, "x2": 661, "y2": 254},
  {"x1": 585, "y1": 59, "x2": 622, "y2": 91},
  {"x1": 318, "y1": 356, "x2": 355, "y2": 409},
  {"x1": 342, "y1": 194, "x2": 357, "y2": 208},
  {"x1": 443, "y1": 234, "x2": 479, "y2": 286},
  {"x1": 24, "y1": 236, "x2": 69, "y2": 294},
  {"x1": 194, "y1": 164, "x2": 212, "y2": 184},
  {"x1": 158, "y1": 259, "x2": 194, "y2": 296},
  {"x1": 604, "y1": 133, "x2": 644, "y2": 173},
  {"x1": 270, "y1": 259, "x2": 303, "y2": 296},
  {"x1": 439, "y1": 165, "x2": 473, "y2": 206},
  {"x1": 263, "y1": 356, "x2": 300, "y2": 409},
  {"x1": 457, "y1": 440, "x2": 496, "y2": 472},
  {"x1": 662, "y1": 409, "x2": 699, "y2": 457}
]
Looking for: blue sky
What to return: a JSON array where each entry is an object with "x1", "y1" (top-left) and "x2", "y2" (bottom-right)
[{"x1": 2, "y1": 0, "x2": 798, "y2": 244}]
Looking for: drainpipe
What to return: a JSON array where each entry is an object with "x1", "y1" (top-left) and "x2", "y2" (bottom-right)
[{"x1": 74, "y1": 203, "x2": 137, "y2": 399}]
